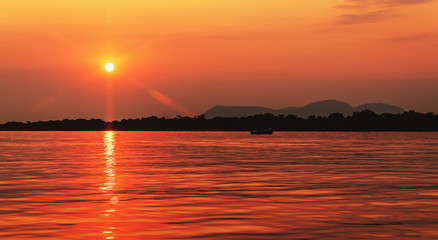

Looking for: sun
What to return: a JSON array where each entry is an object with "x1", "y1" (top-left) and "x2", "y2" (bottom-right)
[{"x1": 105, "y1": 62, "x2": 114, "y2": 72}]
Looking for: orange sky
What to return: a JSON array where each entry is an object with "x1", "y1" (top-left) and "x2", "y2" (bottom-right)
[{"x1": 0, "y1": 0, "x2": 437, "y2": 122}]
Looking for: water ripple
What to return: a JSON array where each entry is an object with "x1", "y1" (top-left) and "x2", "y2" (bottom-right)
[{"x1": 0, "y1": 132, "x2": 437, "y2": 239}]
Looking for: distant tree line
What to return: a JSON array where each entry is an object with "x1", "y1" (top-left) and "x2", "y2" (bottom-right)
[{"x1": 0, "y1": 110, "x2": 437, "y2": 131}]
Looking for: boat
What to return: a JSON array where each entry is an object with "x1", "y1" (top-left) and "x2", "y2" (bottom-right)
[{"x1": 251, "y1": 128, "x2": 274, "y2": 135}]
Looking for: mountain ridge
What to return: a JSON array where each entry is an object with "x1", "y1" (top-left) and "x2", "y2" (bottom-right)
[{"x1": 204, "y1": 100, "x2": 405, "y2": 118}]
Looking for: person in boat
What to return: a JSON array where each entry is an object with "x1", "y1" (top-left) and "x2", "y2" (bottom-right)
[{"x1": 251, "y1": 128, "x2": 274, "y2": 135}]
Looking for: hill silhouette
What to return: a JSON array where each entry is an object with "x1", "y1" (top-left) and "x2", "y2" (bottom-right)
[{"x1": 204, "y1": 99, "x2": 404, "y2": 118}]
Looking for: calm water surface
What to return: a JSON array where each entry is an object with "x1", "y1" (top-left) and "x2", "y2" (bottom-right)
[{"x1": 0, "y1": 132, "x2": 438, "y2": 239}]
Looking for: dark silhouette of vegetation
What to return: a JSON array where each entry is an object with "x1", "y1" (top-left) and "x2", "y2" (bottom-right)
[{"x1": 0, "y1": 110, "x2": 437, "y2": 131}]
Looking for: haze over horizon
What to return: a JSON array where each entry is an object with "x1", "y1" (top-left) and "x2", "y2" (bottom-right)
[{"x1": 1, "y1": 0, "x2": 437, "y2": 123}]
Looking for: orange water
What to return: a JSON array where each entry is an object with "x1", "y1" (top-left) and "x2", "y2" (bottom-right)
[{"x1": 1, "y1": 132, "x2": 437, "y2": 239}]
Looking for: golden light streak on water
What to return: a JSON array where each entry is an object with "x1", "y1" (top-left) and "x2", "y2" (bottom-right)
[{"x1": 102, "y1": 131, "x2": 117, "y2": 239}]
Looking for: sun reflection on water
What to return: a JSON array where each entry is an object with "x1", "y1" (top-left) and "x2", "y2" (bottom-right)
[{"x1": 102, "y1": 131, "x2": 117, "y2": 239}]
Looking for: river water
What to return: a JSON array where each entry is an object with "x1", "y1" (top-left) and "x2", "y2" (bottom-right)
[{"x1": 0, "y1": 131, "x2": 437, "y2": 239}]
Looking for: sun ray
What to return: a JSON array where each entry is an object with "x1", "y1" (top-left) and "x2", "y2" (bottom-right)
[{"x1": 149, "y1": 89, "x2": 194, "y2": 117}]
